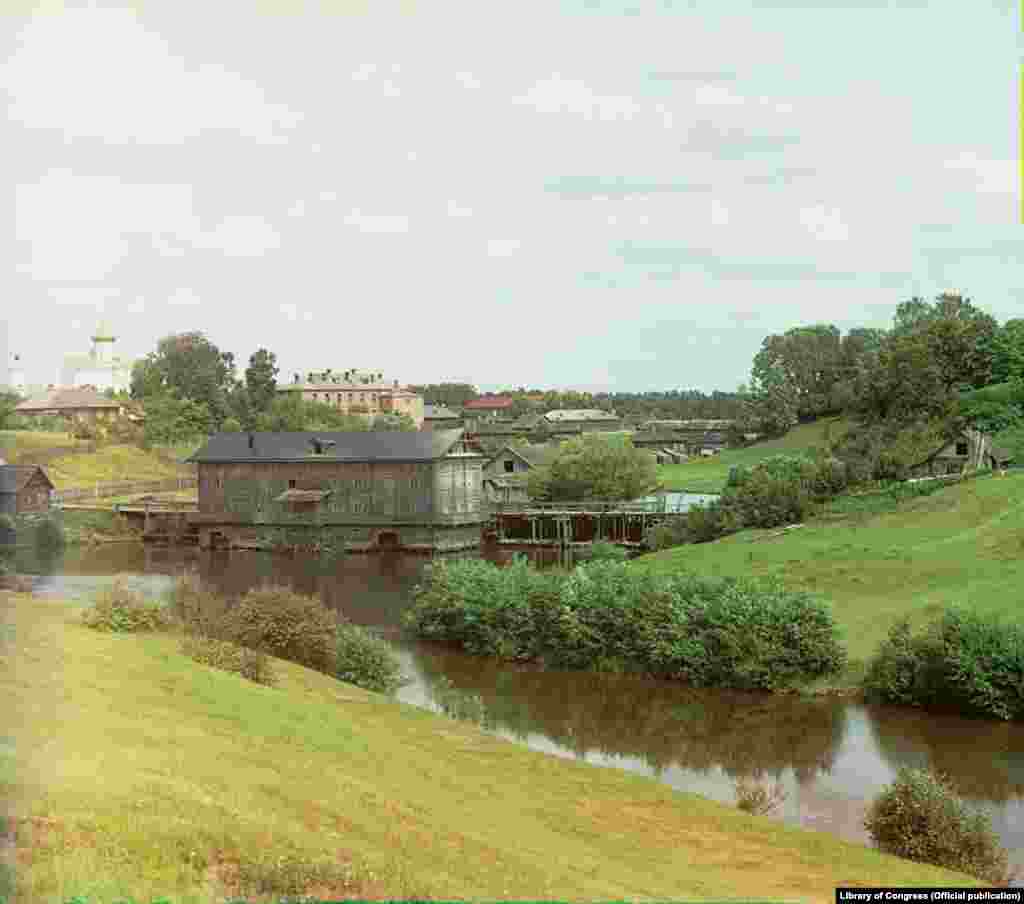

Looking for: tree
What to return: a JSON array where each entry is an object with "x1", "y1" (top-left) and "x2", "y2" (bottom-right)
[
  {"x1": 406, "y1": 383, "x2": 478, "y2": 409},
  {"x1": 244, "y1": 348, "x2": 279, "y2": 417},
  {"x1": 131, "y1": 332, "x2": 235, "y2": 427},
  {"x1": 370, "y1": 413, "x2": 417, "y2": 431},
  {"x1": 991, "y1": 318, "x2": 1024, "y2": 385},
  {"x1": 742, "y1": 364, "x2": 799, "y2": 437},
  {"x1": 0, "y1": 391, "x2": 22, "y2": 431},
  {"x1": 751, "y1": 324, "x2": 842, "y2": 421},
  {"x1": 524, "y1": 434, "x2": 658, "y2": 502},
  {"x1": 142, "y1": 395, "x2": 213, "y2": 445},
  {"x1": 890, "y1": 293, "x2": 997, "y2": 393}
]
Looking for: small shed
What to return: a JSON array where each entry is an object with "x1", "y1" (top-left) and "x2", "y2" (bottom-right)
[
  {"x1": 908, "y1": 428, "x2": 1010, "y2": 478},
  {"x1": 0, "y1": 464, "x2": 55, "y2": 515}
]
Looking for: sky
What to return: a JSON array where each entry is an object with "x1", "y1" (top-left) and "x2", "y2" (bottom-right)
[{"x1": 4, "y1": 0, "x2": 1022, "y2": 394}]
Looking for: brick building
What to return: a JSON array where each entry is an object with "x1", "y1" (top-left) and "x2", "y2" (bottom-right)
[{"x1": 278, "y1": 368, "x2": 425, "y2": 428}]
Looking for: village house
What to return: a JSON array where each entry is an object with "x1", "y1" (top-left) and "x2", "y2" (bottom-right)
[
  {"x1": 187, "y1": 429, "x2": 485, "y2": 552},
  {"x1": 461, "y1": 396, "x2": 514, "y2": 420},
  {"x1": 0, "y1": 464, "x2": 55, "y2": 516},
  {"x1": 278, "y1": 368, "x2": 425, "y2": 428},
  {"x1": 422, "y1": 404, "x2": 462, "y2": 431},
  {"x1": 630, "y1": 430, "x2": 688, "y2": 464},
  {"x1": 481, "y1": 443, "x2": 560, "y2": 505},
  {"x1": 543, "y1": 409, "x2": 622, "y2": 432},
  {"x1": 15, "y1": 386, "x2": 127, "y2": 426},
  {"x1": 908, "y1": 428, "x2": 1012, "y2": 478}
]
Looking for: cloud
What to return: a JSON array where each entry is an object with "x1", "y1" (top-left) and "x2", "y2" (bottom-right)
[
  {"x1": 447, "y1": 199, "x2": 474, "y2": 218},
  {"x1": 486, "y1": 239, "x2": 521, "y2": 258},
  {"x1": 693, "y1": 83, "x2": 745, "y2": 107},
  {"x1": 167, "y1": 288, "x2": 203, "y2": 307},
  {"x1": 514, "y1": 74, "x2": 645, "y2": 122},
  {"x1": 943, "y1": 153, "x2": 1017, "y2": 196},
  {"x1": 798, "y1": 205, "x2": 849, "y2": 242},
  {"x1": 343, "y1": 210, "x2": 411, "y2": 234},
  {"x1": 680, "y1": 120, "x2": 801, "y2": 159},
  {"x1": 192, "y1": 216, "x2": 281, "y2": 258},
  {"x1": 646, "y1": 70, "x2": 737, "y2": 83},
  {"x1": 545, "y1": 176, "x2": 712, "y2": 199},
  {"x1": 5, "y1": 8, "x2": 301, "y2": 144}
]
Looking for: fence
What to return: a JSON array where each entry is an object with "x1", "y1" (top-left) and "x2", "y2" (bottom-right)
[{"x1": 52, "y1": 476, "x2": 197, "y2": 505}]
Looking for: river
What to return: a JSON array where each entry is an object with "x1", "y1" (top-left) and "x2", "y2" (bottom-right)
[{"x1": 19, "y1": 541, "x2": 1024, "y2": 877}]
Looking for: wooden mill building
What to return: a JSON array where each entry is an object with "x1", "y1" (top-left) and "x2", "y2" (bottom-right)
[{"x1": 187, "y1": 429, "x2": 485, "y2": 552}]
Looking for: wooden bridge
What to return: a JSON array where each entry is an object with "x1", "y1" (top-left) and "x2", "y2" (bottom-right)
[
  {"x1": 486, "y1": 500, "x2": 691, "y2": 547},
  {"x1": 111, "y1": 499, "x2": 199, "y2": 542}
]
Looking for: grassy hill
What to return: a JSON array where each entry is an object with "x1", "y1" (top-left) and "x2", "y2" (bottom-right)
[
  {"x1": 0, "y1": 431, "x2": 197, "y2": 489},
  {"x1": 2, "y1": 592, "x2": 982, "y2": 904},
  {"x1": 656, "y1": 417, "x2": 852, "y2": 493},
  {"x1": 632, "y1": 470, "x2": 1024, "y2": 686}
]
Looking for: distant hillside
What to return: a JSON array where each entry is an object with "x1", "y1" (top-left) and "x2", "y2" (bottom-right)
[{"x1": 633, "y1": 470, "x2": 1024, "y2": 684}]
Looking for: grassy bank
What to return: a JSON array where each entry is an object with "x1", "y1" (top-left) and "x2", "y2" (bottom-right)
[
  {"x1": 1, "y1": 592, "x2": 983, "y2": 903},
  {"x1": 0, "y1": 431, "x2": 197, "y2": 489},
  {"x1": 631, "y1": 471, "x2": 1024, "y2": 689},
  {"x1": 656, "y1": 418, "x2": 850, "y2": 493}
]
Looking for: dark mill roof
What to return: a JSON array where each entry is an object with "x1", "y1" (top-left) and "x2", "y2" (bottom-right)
[
  {"x1": 0, "y1": 464, "x2": 54, "y2": 493},
  {"x1": 187, "y1": 429, "x2": 474, "y2": 463}
]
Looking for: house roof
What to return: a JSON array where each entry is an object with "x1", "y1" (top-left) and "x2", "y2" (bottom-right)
[
  {"x1": 424, "y1": 404, "x2": 460, "y2": 419},
  {"x1": 544, "y1": 409, "x2": 619, "y2": 422},
  {"x1": 186, "y1": 429, "x2": 476, "y2": 464},
  {"x1": 463, "y1": 397, "x2": 514, "y2": 410},
  {"x1": 0, "y1": 464, "x2": 55, "y2": 493},
  {"x1": 485, "y1": 443, "x2": 560, "y2": 470},
  {"x1": 16, "y1": 386, "x2": 122, "y2": 412}
]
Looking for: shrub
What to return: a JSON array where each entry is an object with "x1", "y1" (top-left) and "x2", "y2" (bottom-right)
[
  {"x1": 180, "y1": 634, "x2": 275, "y2": 685},
  {"x1": 81, "y1": 578, "x2": 174, "y2": 632},
  {"x1": 33, "y1": 515, "x2": 65, "y2": 550},
  {"x1": 0, "y1": 513, "x2": 15, "y2": 546},
  {"x1": 164, "y1": 573, "x2": 232, "y2": 637},
  {"x1": 335, "y1": 620, "x2": 408, "y2": 694},
  {"x1": 406, "y1": 560, "x2": 846, "y2": 690},
  {"x1": 865, "y1": 767, "x2": 1009, "y2": 883},
  {"x1": 218, "y1": 585, "x2": 339, "y2": 675},
  {"x1": 734, "y1": 777, "x2": 788, "y2": 816},
  {"x1": 579, "y1": 539, "x2": 629, "y2": 562},
  {"x1": 863, "y1": 609, "x2": 1024, "y2": 721}
]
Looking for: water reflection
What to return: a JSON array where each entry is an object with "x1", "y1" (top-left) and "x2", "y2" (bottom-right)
[{"x1": 22, "y1": 543, "x2": 1024, "y2": 867}]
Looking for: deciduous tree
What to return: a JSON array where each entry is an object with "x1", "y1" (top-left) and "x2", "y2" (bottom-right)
[{"x1": 524, "y1": 434, "x2": 658, "y2": 501}]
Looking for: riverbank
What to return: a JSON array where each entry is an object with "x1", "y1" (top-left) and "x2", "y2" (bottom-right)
[
  {"x1": 1, "y1": 590, "x2": 983, "y2": 903},
  {"x1": 631, "y1": 469, "x2": 1024, "y2": 693}
]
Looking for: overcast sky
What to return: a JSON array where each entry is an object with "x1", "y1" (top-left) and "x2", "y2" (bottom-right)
[{"x1": 5, "y1": 0, "x2": 1021, "y2": 394}]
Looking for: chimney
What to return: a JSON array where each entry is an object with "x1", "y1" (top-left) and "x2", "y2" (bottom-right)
[{"x1": 248, "y1": 433, "x2": 255, "y2": 452}]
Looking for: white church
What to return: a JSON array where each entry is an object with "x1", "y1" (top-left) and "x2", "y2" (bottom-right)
[{"x1": 60, "y1": 320, "x2": 135, "y2": 393}]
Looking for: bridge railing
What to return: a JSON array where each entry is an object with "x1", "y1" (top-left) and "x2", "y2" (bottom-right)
[{"x1": 490, "y1": 499, "x2": 669, "y2": 515}]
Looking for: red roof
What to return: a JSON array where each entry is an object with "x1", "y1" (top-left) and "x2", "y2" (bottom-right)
[{"x1": 463, "y1": 397, "x2": 514, "y2": 410}]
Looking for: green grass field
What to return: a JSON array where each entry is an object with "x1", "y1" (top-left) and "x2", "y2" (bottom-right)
[
  {"x1": 655, "y1": 418, "x2": 851, "y2": 493},
  {"x1": 632, "y1": 470, "x2": 1024, "y2": 686},
  {"x1": 0, "y1": 431, "x2": 197, "y2": 489},
  {"x1": 1, "y1": 593, "x2": 982, "y2": 904}
]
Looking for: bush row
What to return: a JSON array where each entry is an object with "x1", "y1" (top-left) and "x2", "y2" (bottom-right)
[
  {"x1": 863, "y1": 608, "x2": 1024, "y2": 721},
  {"x1": 404, "y1": 557, "x2": 847, "y2": 690},
  {"x1": 80, "y1": 576, "x2": 407, "y2": 695}
]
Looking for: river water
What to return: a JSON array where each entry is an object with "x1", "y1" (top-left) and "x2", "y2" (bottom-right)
[{"x1": 20, "y1": 541, "x2": 1024, "y2": 876}]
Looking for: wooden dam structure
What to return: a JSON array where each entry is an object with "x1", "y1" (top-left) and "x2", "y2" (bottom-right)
[{"x1": 485, "y1": 500, "x2": 693, "y2": 548}]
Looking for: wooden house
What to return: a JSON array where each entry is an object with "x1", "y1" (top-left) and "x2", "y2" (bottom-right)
[
  {"x1": 422, "y1": 404, "x2": 462, "y2": 431},
  {"x1": 543, "y1": 409, "x2": 622, "y2": 432},
  {"x1": 0, "y1": 465, "x2": 55, "y2": 515},
  {"x1": 908, "y1": 428, "x2": 1012, "y2": 478},
  {"x1": 15, "y1": 387, "x2": 126, "y2": 425},
  {"x1": 481, "y1": 443, "x2": 560, "y2": 505},
  {"x1": 630, "y1": 430, "x2": 688, "y2": 464},
  {"x1": 186, "y1": 429, "x2": 485, "y2": 552}
]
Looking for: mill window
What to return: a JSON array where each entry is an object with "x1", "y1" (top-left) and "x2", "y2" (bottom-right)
[
  {"x1": 288, "y1": 479, "x2": 296, "y2": 489},
  {"x1": 503, "y1": 459, "x2": 515, "y2": 473},
  {"x1": 955, "y1": 441, "x2": 969, "y2": 456}
]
